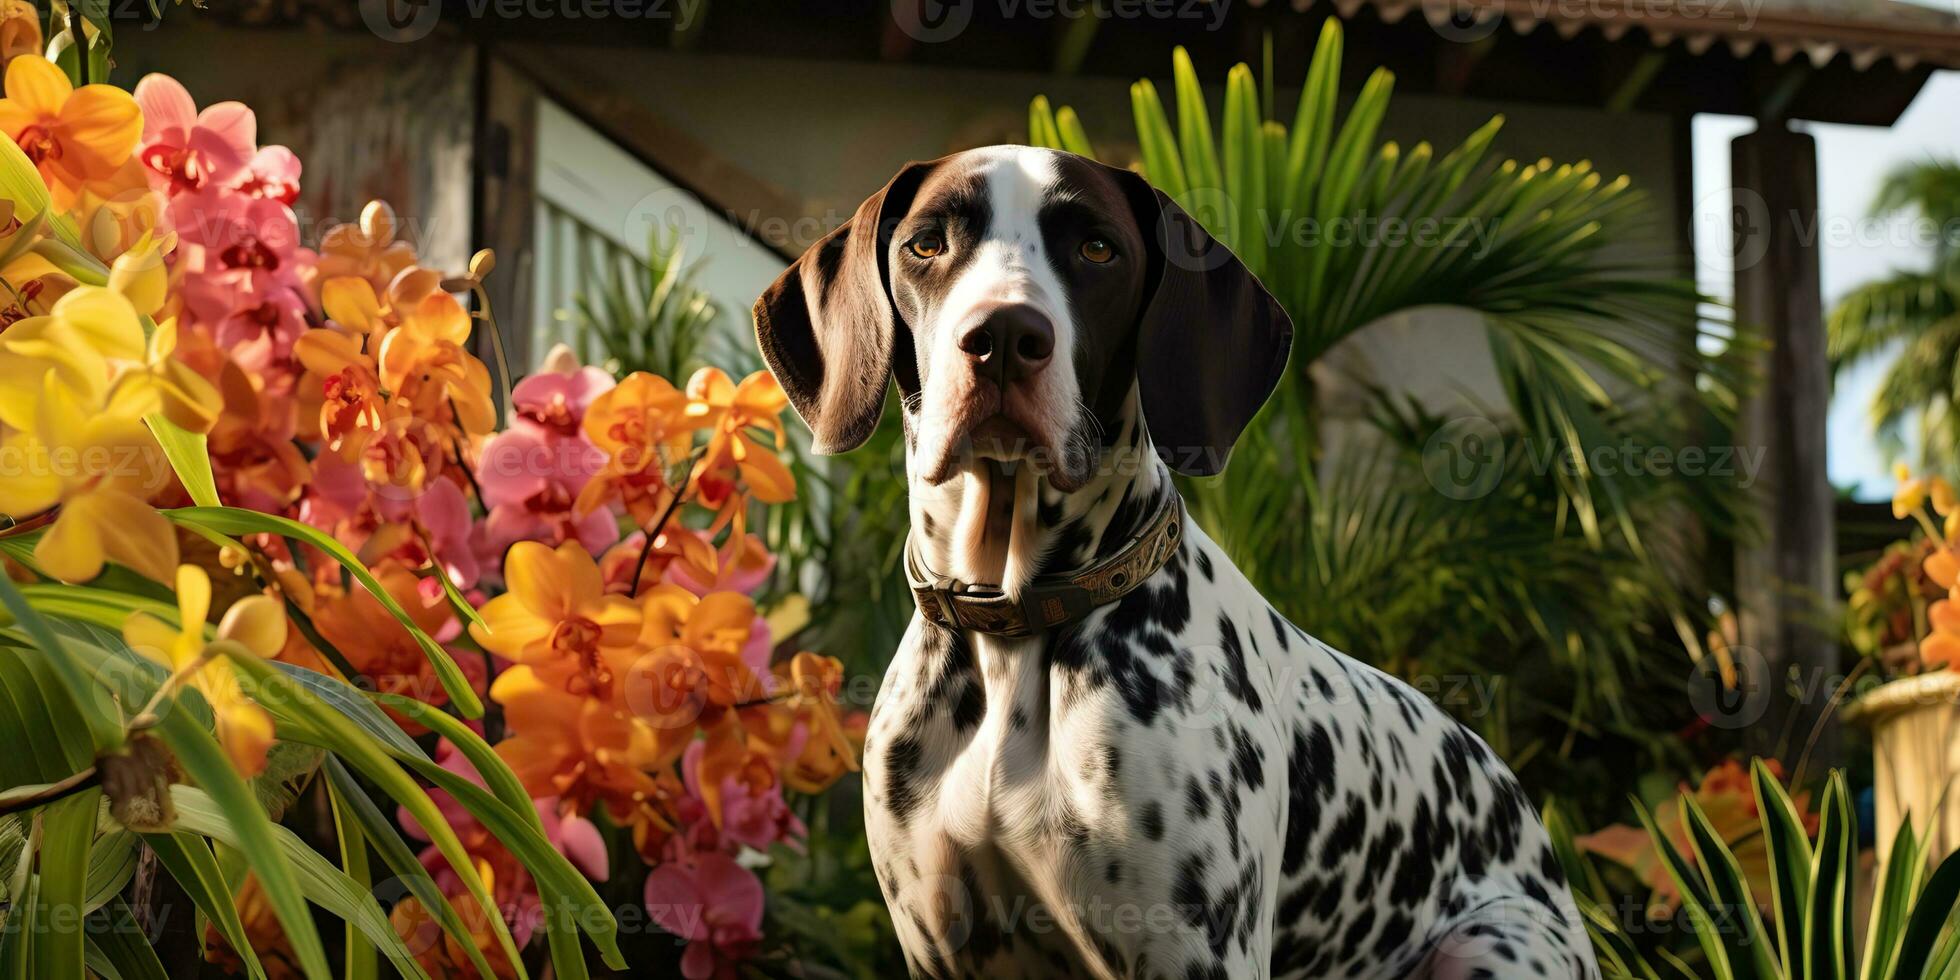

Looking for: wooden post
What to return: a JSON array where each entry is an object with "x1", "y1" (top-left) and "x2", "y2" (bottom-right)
[
  {"x1": 1731, "y1": 122, "x2": 1838, "y2": 768},
  {"x1": 474, "y1": 54, "x2": 541, "y2": 391}
]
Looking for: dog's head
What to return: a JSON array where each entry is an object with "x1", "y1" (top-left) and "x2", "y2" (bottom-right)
[{"x1": 754, "y1": 145, "x2": 1291, "y2": 490}]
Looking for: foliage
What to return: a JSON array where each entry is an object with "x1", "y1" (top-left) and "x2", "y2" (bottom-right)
[
  {"x1": 1554, "y1": 759, "x2": 1960, "y2": 979},
  {"x1": 1030, "y1": 21, "x2": 1749, "y2": 815},
  {"x1": 567, "y1": 223, "x2": 732, "y2": 383},
  {"x1": 1827, "y1": 160, "x2": 1960, "y2": 469}
]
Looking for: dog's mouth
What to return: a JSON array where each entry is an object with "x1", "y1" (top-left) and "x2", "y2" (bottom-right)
[
  {"x1": 968, "y1": 414, "x2": 1034, "y2": 461},
  {"x1": 919, "y1": 408, "x2": 1095, "y2": 492}
]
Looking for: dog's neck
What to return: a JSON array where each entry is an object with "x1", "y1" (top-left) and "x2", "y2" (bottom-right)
[{"x1": 905, "y1": 390, "x2": 1171, "y2": 599}]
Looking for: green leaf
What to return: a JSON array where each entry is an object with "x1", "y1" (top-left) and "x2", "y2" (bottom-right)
[
  {"x1": 144, "y1": 833, "x2": 267, "y2": 980},
  {"x1": 164, "y1": 506, "x2": 483, "y2": 717},
  {"x1": 1634, "y1": 796, "x2": 1735, "y2": 980},
  {"x1": 269, "y1": 660, "x2": 428, "y2": 762},
  {"x1": 145, "y1": 682, "x2": 330, "y2": 979},
  {"x1": 323, "y1": 760, "x2": 502, "y2": 980},
  {"x1": 83, "y1": 898, "x2": 168, "y2": 980},
  {"x1": 84, "y1": 830, "x2": 139, "y2": 914},
  {"x1": 223, "y1": 654, "x2": 530, "y2": 978},
  {"x1": 25, "y1": 789, "x2": 98, "y2": 980},
  {"x1": 1861, "y1": 818, "x2": 1921, "y2": 980},
  {"x1": 171, "y1": 786, "x2": 429, "y2": 980},
  {"x1": 329, "y1": 769, "x2": 379, "y2": 980},
  {"x1": 1890, "y1": 845, "x2": 1960, "y2": 980},
  {"x1": 1679, "y1": 793, "x2": 1777, "y2": 980},
  {"x1": 379, "y1": 693, "x2": 622, "y2": 974},
  {"x1": 146, "y1": 415, "x2": 220, "y2": 507},
  {"x1": 1751, "y1": 758, "x2": 1813, "y2": 978},
  {"x1": 0, "y1": 569, "x2": 121, "y2": 752},
  {"x1": 1806, "y1": 772, "x2": 1855, "y2": 980}
]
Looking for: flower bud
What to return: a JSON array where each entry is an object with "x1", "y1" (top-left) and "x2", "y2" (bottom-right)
[{"x1": 216, "y1": 595, "x2": 289, "y2": 658}]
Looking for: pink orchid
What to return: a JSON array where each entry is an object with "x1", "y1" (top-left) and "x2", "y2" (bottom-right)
[
  {"x1": 677, "y1": 739, "x2": 805, "y2": 854},
  {"x1": 207, "y1": 291, "x2": 309, "y2": 384},
  {"x1": 478, "y1": 426, "x2": 616, "y2": 562},
  {"x1": 509, "y1": 362, "x2": 616, "y2": 440},
  {"x1": 233, "y1": 145, "x2": 301, "y2": 204},
  {"x1": 169, "y1": 188, "x2": 308, "y2": 295},
  {"x1": 133, "y1": 73, "x2": 253, "y2": 195},
  {"x1": 644, "y1": 852, "x2": 764, "y2": 980}
]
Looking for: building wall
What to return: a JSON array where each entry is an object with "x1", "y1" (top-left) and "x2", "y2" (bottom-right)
[{"x1": 537, "y1": 44, "x2": 1689, "y2": 429}]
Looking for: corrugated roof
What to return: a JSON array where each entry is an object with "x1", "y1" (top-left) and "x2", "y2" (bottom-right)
[{"x1": 1268, "y1": 0, "x2": 1960, "y2": 68}]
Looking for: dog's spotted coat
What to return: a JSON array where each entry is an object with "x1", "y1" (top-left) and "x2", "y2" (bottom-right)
[{"x1": 756, "y1": 146, "x2": 1599, "y2": 979}]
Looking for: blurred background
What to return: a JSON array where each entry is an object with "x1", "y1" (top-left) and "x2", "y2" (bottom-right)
[{"x1": 112, "y1": 0, "x2": 1960, "y2": 972}]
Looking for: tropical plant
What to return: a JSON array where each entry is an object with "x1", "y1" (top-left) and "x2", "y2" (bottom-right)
[
  {"x1": 1553, "y1": 759, "x2": 1960, "y2": 979},
  {"x1": 1029, "y1": 22, "x2": 1750, "y2": 808},
  {"x1": 568, "y1": 224, "x2": 734, "y2": 383},
  {"x1": 1828, "y1": 159, "x2": 1960, "y2": 471}
]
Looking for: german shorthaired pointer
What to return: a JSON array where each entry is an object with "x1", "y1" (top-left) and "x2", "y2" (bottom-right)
[{"x1": 755, "y1": 146, "x2": 1598, "y2": 980}]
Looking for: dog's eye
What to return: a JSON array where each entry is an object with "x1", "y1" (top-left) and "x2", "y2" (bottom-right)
[
  {"x1": 1079, "y1": 238, "x2": 1114, "y2": 263},
  {"x1": 908, "y1": 233, "x2": 944, "y2": 259}
]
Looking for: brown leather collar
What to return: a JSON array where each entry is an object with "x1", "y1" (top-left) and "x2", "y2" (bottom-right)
[{"x1": 904, "y1": 494, "x2": 1183, "y2": 637}]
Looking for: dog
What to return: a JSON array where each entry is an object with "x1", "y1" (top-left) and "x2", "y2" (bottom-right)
[{"x1": 754, "y1": 146, "x2": 1599, "y2": 980}]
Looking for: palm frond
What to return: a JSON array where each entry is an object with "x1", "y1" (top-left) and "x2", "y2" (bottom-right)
[
  {"x1": 1828, "y1": 272, "x2": 1955, "y2": 372},
  {"x1": 1029, "y1": 21, "x2": 1747, "y2": 751}
]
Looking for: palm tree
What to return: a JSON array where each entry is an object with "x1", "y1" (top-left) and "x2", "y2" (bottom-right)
[
  {"x1": 1828, "y1": 159, "x2": 1960, "y2": 468},
  {"x1": 1028, "y1": 22, "x2": 1751, "y2": 800}
]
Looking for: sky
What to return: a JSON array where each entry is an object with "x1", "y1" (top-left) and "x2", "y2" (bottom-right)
[{"x1": 1691, "y1": 69, "x2": 1960, "y2": 500}]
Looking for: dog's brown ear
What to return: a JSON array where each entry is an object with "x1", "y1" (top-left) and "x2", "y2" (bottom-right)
[
  {"x1": 1107, "y1": 168, "x2": 1294, "y2": 476},
  {"x1": 754, "y1": 162, "x2": 932, "y2": 455}
]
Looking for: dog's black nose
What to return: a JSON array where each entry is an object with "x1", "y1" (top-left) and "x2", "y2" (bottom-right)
[{"x1": 959, "y1": 304, "x2": 1054, "y2": 385}]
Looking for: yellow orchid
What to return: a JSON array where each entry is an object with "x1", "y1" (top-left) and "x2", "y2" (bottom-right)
[
  {"x1": 1894, "y1": 463, "x2": 1928, "y2": 520},
  {"x1": 0, "y1": 376, "x2": 176, "y2": 583},
  {"x1": 0, "y1": 55, "x2": 142, "y2": 209},
  {"x1": 470, "y1": 540, "x2": 643, "y2": 699},
  {"x1": 107, "y1": 231, "x2": 171, "y2": 317},
  {"x1": 122, "y1": 565, "x2": 289, "y2": 776}
]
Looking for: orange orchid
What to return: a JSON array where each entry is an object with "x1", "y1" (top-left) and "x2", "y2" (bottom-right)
[
  {"x1": 0, "y1": 56, "x2": 142, "y2": 209},
  {"x1": 389, "y1": 860, "x2": 524, "y2": 980},
  {"x1": 578, "y1": 371, "x2": 701, "y2": 526},
  {"x1": 312, "y1": 200, "x2": 419, "y2": 294},
  {"x1": 470, "y1": 541, "x2": 642, "y2": 699},
  {"x1": 634, "y1": 585, "x2": 769, "y2": 725},
  {"x1": 377, "y1": 291, "x2": 497, "y2": 436},
  {"x1": 207, "y1": 360, "x2": 311, "y2": 510},
  {"x1": 685, "y1": 367, "x2": 796, "y2": 524},
  {"x1": 205, "y1": 875, "x2": 305, "y2": 979},
  {"x1": 491, "y1": 666, "x2": 680, "y2": 827},
  {"x1": 314, "y1": 559, "x2": 462, "y2": 720},
  {"x1": 294, "y1": 327, "x2": 386, "y2": 454},
  {"x1": 0, "y1": 3, "x2": 40, "y2": 73}
]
